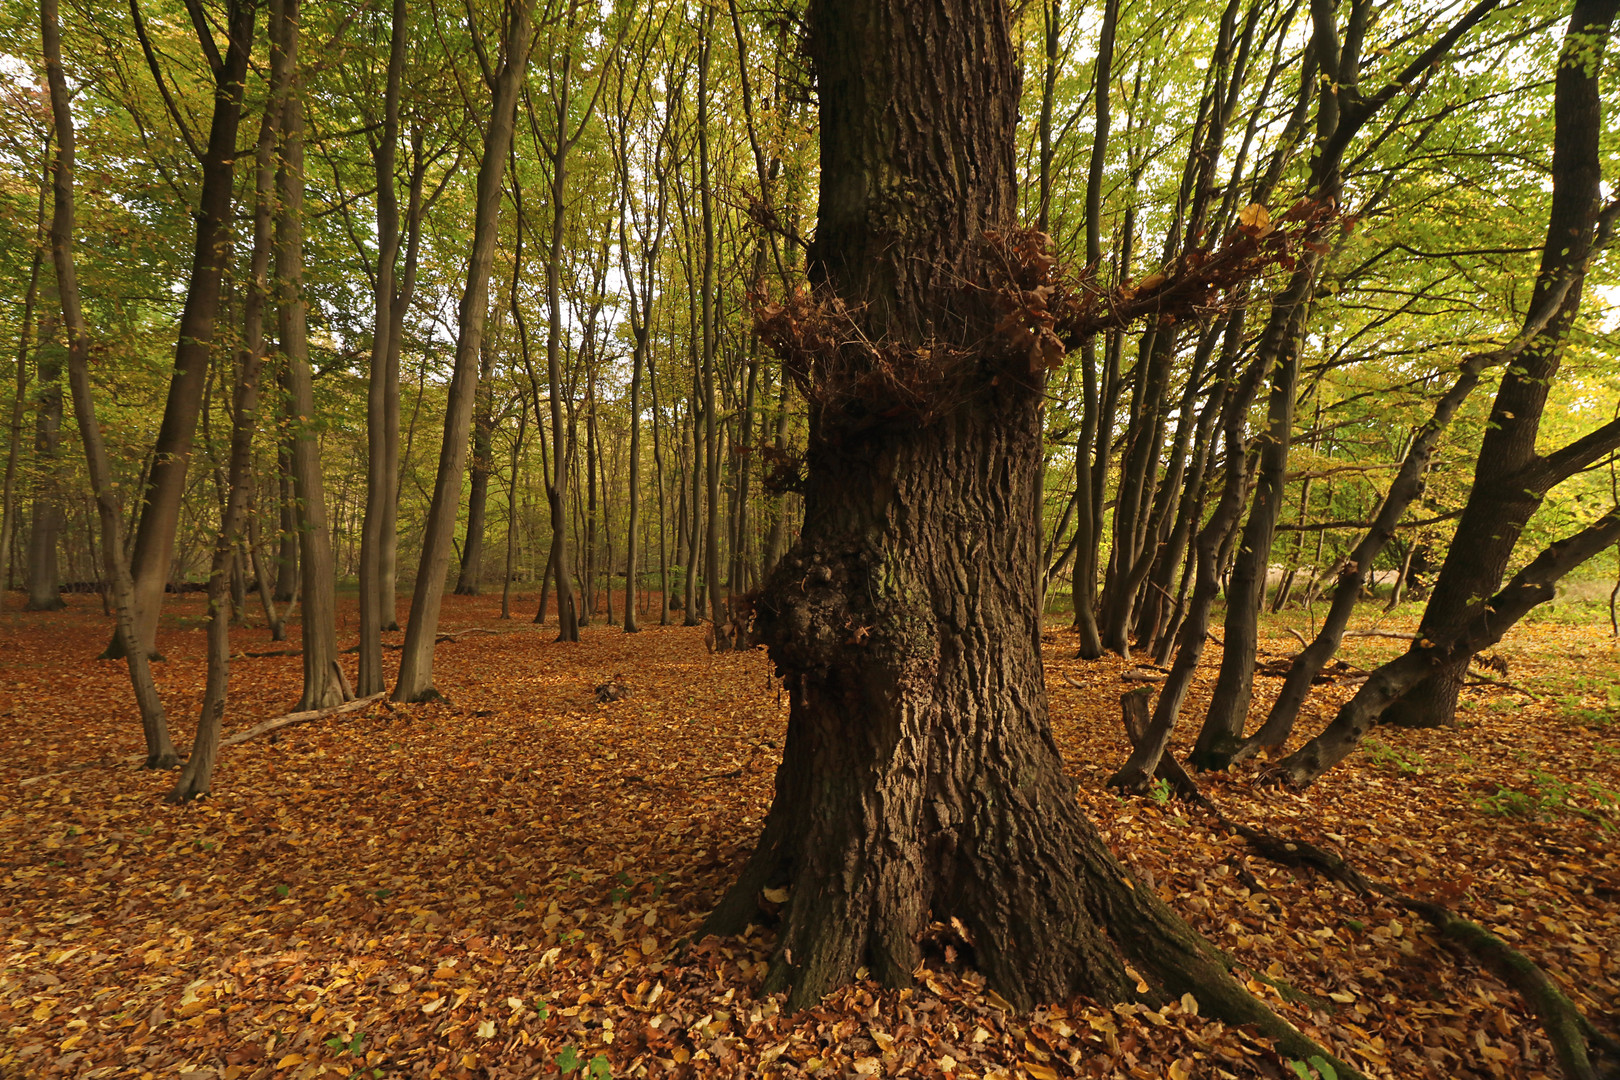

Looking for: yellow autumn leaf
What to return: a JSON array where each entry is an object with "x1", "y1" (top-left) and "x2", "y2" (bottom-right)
[
  {"x1": 476, "y1": 1019, "x2": 496, "y2": 1039},
  {"x1": 275, "y1": 1053, "x2": 304, "y2": 1069},
  {"x1": 1024, "y1": 1062, "x2": 1059, "y2": 1080},
  {"x1": 1239, "y1": 203, "x2": 1271, "y2": 230}
]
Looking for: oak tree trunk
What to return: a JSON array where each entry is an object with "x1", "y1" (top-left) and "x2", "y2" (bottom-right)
[{"x1": 703, "y1": 4, "x2": 1351, "y2": 1067}]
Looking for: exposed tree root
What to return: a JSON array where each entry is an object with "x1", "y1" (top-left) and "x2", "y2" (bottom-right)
[
  {"x1": 1108, "y1": 686, "x2": 1201, "y2": 798},
  {"x1": 1203, "y1": 809, "x2": 1618, "y2": 1079},
  {"x1": 1107, "y1": 707, "x2": 1616, "y2": 1078}
]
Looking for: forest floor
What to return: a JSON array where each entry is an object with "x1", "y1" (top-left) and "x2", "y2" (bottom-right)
[{"x1": 0, "y1": 591, "x2": 1616, "y2": 1080}]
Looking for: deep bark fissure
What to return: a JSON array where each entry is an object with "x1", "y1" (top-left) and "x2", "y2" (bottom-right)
[{"x1": 705, "y1": 1, "x2": 1355, "y2": 1070}]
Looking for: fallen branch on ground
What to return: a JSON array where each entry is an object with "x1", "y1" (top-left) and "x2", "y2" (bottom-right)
[
  {"x1": 217, "y1": 692, "x2": 385, "y2": 747},
  {"x1": 19, "y1": 693, "x2": 386, "y2": 785},
  {"x1": 1464, "y1": 674, "x2": 1541, "y2": 699}
]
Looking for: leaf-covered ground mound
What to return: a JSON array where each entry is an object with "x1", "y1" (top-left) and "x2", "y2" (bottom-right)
[{"x1": 1, "y1": 595, "x2": 1615, "y2": 1079}]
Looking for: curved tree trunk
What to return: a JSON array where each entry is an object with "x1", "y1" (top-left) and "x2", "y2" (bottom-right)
[
  {"x1": 704, "y1": 3, "x2": 1354, "y2": 1069},
  {"x1": 170, "y1": 0, "x2": 292, "y2": 799},
  {"x1": 394, "y1": 0, "x2": 534, "y2": 699},
  {"x1": 1276, "y1": 509, "x2": 1620, "y2": 787},
  {"x1": 1382, "y1": 0, "x2": 1618, "y2": 730},
  {"x1": 108, "y1": 0, "x2": 255, "y2": 660},
  {"x1": 44, "y1": 0, "x2": 178, "y2": 768},
  {"x1": 169, "y1": 1, "x2": 291, "y2": 800}
]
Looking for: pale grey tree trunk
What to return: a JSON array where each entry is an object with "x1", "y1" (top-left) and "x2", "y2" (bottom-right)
[
  {"x1": 276, "y1": 3, "x2": 346, "y2": 711},
  {"x1": 394, "y1": 0, "x2": 534, "y2": 700}
]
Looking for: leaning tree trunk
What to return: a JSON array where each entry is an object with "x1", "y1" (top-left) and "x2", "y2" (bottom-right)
[
  {"x1": 168, "y1": 0, "x2": 291, "y2": 802},
  {"x1": 394, "y1": 0, "x2": 533, "y2": 700},
  {"x1": 1381, "y1": 0, "x2": 1617, "y2": 730},
  {"x1": 702, "y1": 1, "x2": 1353, "y2": 1069},
  {"x1": 1275, "y1": 509, "x2": 1620, "y2": 787},
  {"x1": 110, "y1": 0, "x2": 254, "y2": 660},
  {"x1": 43, "y1": 0, "x2": 178, "y2": 768}
]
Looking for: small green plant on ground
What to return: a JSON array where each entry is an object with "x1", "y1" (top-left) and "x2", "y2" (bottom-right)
[
  {"x1": 1361, "y1": 738, "x2": 1423, "y2": 774},
  {"x1": 1475, "y1": 769, "x2": 1620, "y2": 827},
  {"x1": 1289, "y1": 1055, "x2": 1338, "y2": 1080}
]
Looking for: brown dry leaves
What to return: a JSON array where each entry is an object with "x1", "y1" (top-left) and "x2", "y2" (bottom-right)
[{"x1": 0, "y1": 596, "x2": 1615, "y2": 1080}]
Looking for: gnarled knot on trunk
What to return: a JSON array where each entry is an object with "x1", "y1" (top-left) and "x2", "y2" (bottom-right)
[{"x1": 752, "y1": 543, "x2": 939, "y2": 688}]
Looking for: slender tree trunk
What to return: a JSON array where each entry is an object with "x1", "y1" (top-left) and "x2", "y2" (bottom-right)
[
  {"x1": 24, "y1": 323, "x2": 65, "y2": 612},
  {"x1": 1067, "y1": 0, "x2": 1116, "y2": 658},
  {"x1": 650, "y1": 353, "x2": 670, "y2": 624},
  {"x1": 581, "y1": 366, "x2": 598, "y2": 623},
  {"x1": 109, "y1": 0, "x2": 255, "y2": 659},
  {"x1": 540, "y1": 25, "x2": 583, "y2": 643},
  {"x1": 276, "y1": 8, "x2": 345, "y2": 712},
  {"x1": 2, "y1": 172, "x2": 46, "y2": 610},
  {"x1": 698, "y1": 6, "x2": 723, "y2": 632},
  {"x1": 1381, "y1": 0, "x2": 1617, "y2": 730},
  {"x1": 275, "y1": 439, "x2": 299, "y2": 602},
  {"x1": 624, "y1": 317, "x2": 644, "y2": 632},
  {"x1": 1108, "y1": 351, "x2": 1267, "y2": 792},
  {"x1": 169, "y1": 0, "x2": 291, "y2": 800},
  {"x1": 358, "y1": 0, "x2": 408, "y2": 694},
  {"x1": 246, "y1": 482, "x2": 284, "y2": 639},
  {"x1": 501, "y1": 400, "x2": 526, "y2": 619},
  {"x1": 455, "y1": 322, "x2": 500, "y2": 595},
  {"x1": 394, "y1": 0, "x2": 534, "y2": 700},
  {"x1": 44, "y1": 0, "x2": 179, "y2": 768}
]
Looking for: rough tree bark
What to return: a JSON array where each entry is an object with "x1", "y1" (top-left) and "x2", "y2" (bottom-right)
[
  {"x1": 393, "y1": 0, "x2": 533, "y2": 700},
  {"x1": 701, "y1": 1, "x2": 1355, "y2": 1067},
  {"x1": 44, "y1": 0, "x2": 179, "y2": 768}
]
